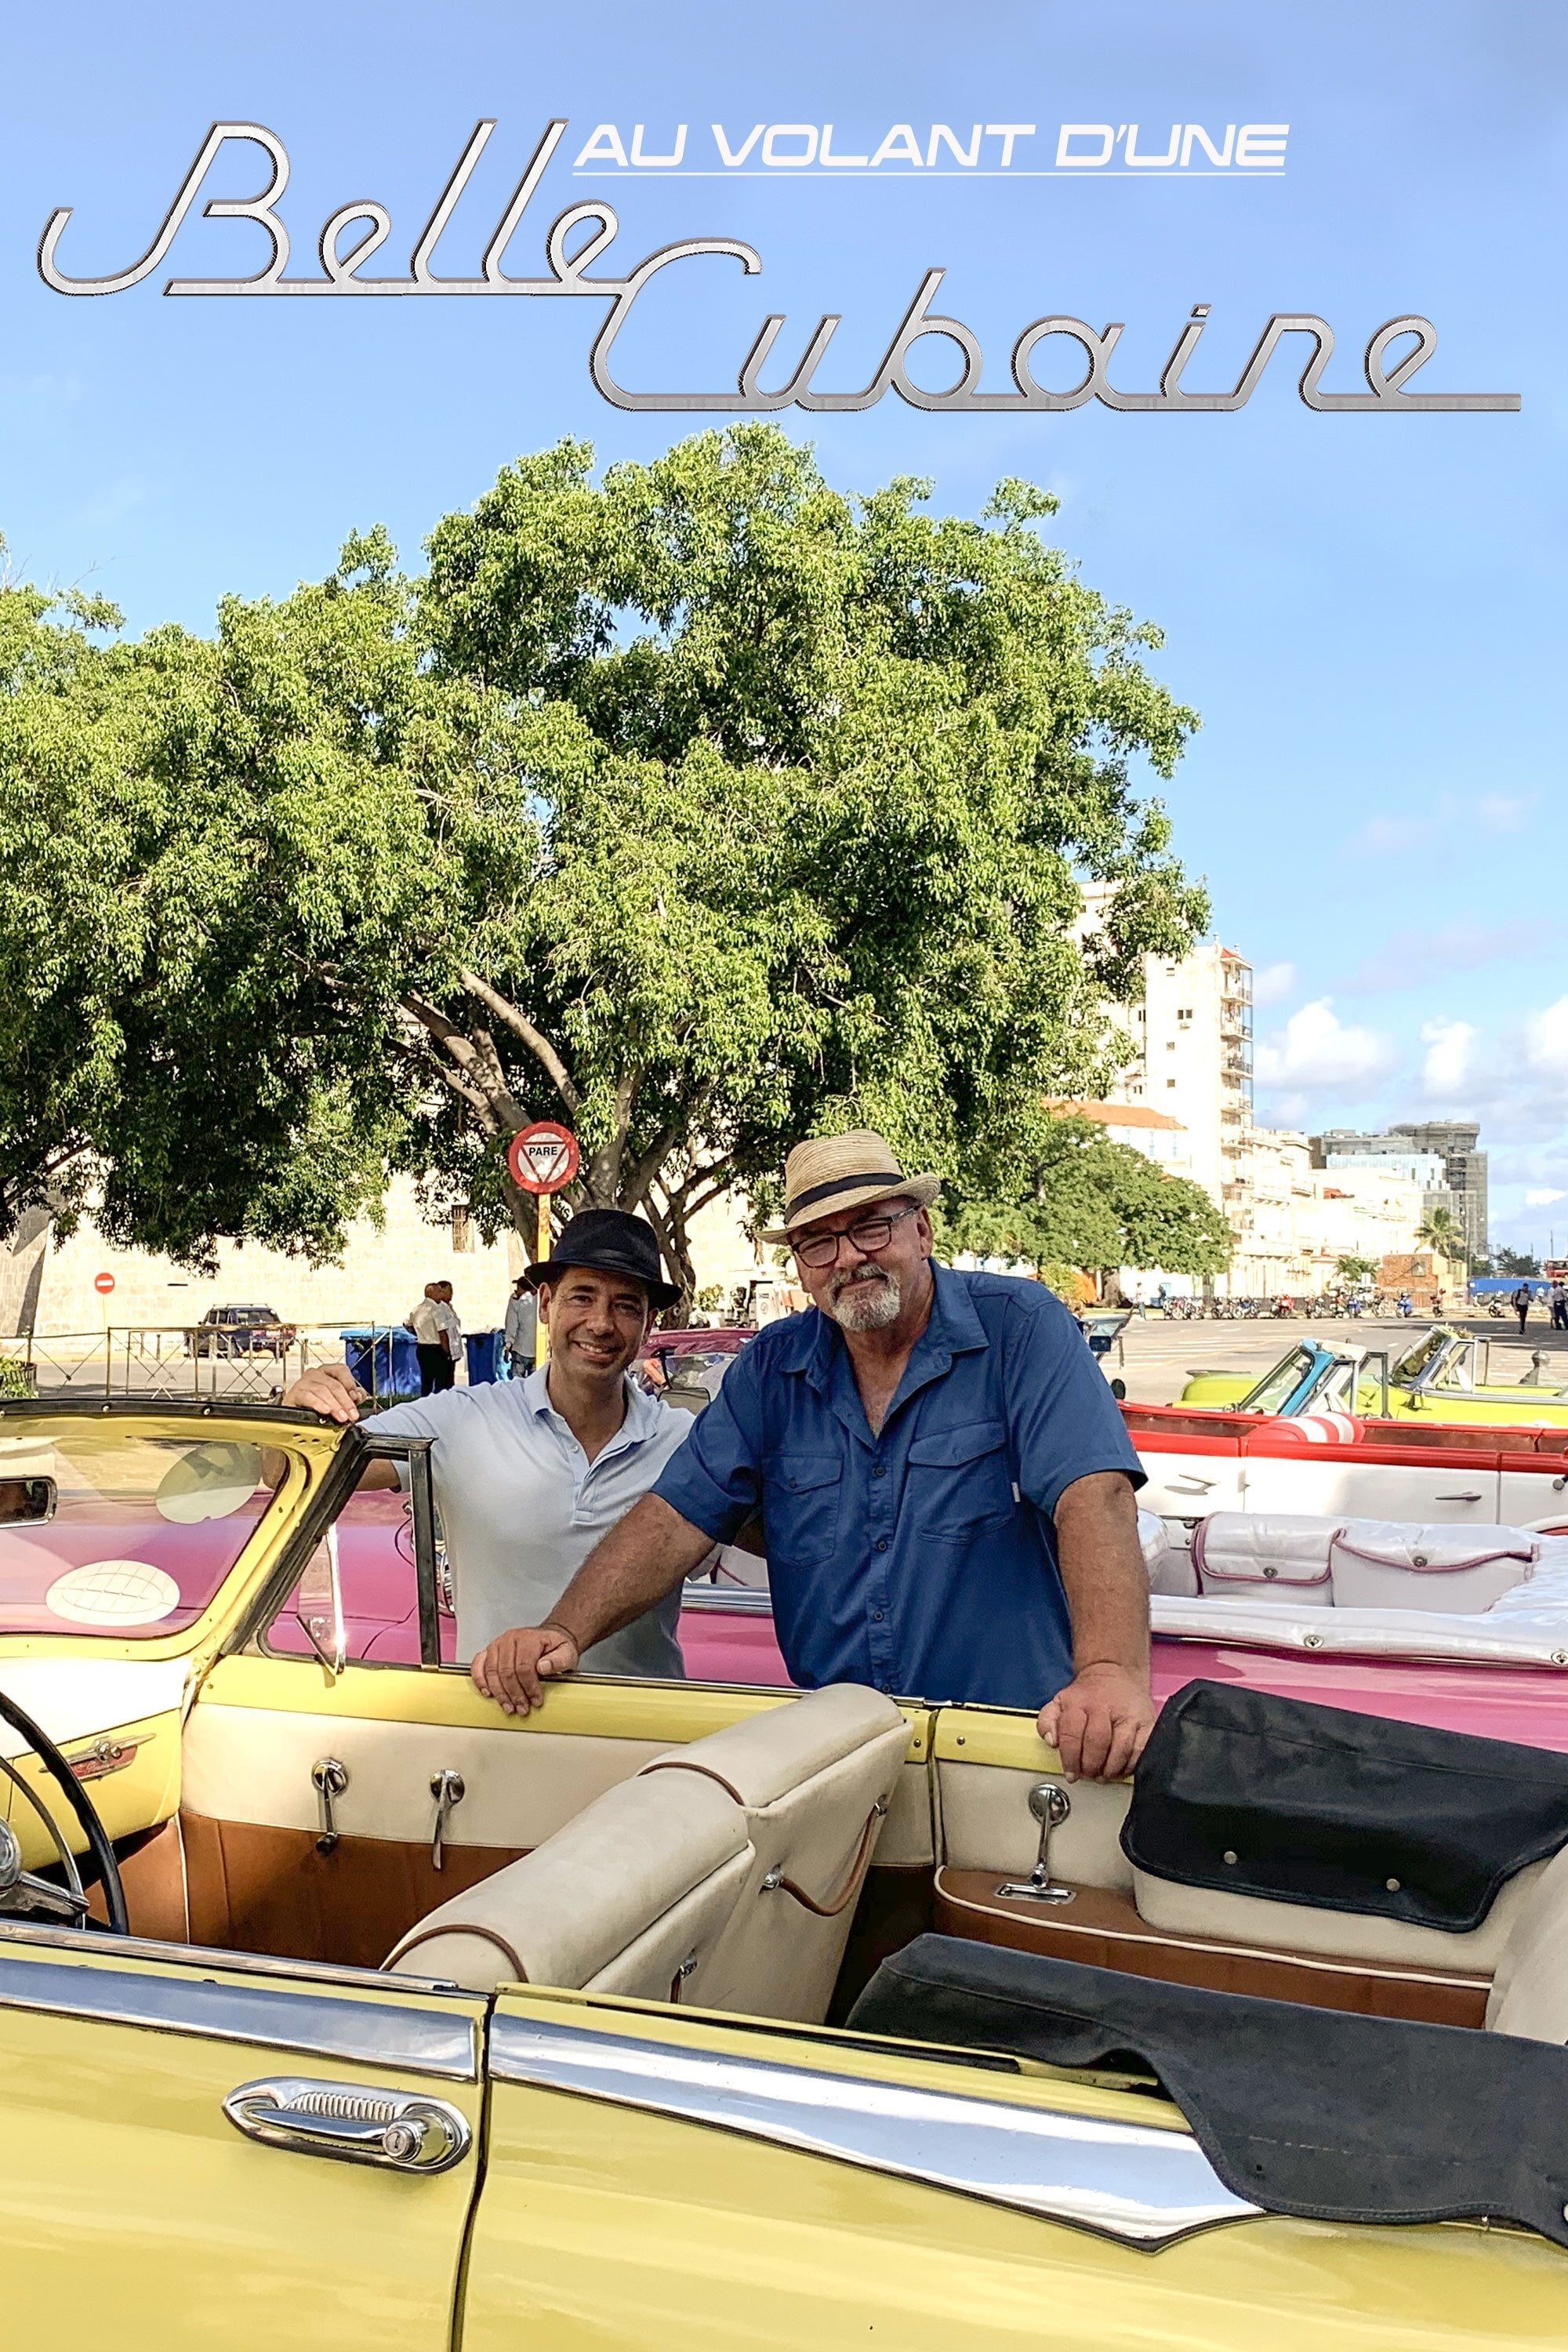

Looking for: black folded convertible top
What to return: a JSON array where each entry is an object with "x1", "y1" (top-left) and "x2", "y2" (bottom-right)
[
  {"x1": 1122, "y1": 1679, "x2": 1568, "y2": 1931},
  {"x1": 849, "y1": 1936, "x2": 1568, "y2": 2249}
]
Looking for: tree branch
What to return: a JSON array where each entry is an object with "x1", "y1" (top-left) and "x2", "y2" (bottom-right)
[{"x1": 458, "y1": 969, "x2": 582, "y2": 1116}]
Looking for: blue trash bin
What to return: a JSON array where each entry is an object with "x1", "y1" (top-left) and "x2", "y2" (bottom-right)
[
  {"x1": 343, "y1": 1327, "x2": 422, "y2": 1398},
  {"x1": 465, "y1": 1329, "x2": 503, "y2": 1386}
]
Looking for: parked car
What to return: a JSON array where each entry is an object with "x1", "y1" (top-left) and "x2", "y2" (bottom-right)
[
  {"x1": 190, "y1": 1302, "x2": 296, "y2": 1358},
  {"x1": 1179, "y1": 1324, "x2": 1568, "y2": 1428},
  {"x1": 1, "y1": 1394, "x2": 1567, "y2": 2340}
]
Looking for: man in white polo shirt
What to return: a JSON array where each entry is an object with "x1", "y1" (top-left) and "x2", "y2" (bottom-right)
[{"x1": 283, "y1": 1210, "x2": 691, "y2": 1677}]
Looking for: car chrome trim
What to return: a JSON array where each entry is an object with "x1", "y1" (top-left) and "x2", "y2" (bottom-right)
[
  {"x1": 488, "y1": 2014, "x2": 1260, "y2": 2245},
  {"x1": 0, "y1": 1916, "x2": 462, "y2": 1992},
  {"x1": 0, "y1": 1948, "x2": 477, "y2": 2078}
]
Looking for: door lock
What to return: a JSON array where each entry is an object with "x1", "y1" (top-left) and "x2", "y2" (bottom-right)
[
  {"x1": 311, "y1": 1758, "x2": 349, "y2": 1854},
  {"x1": 430, "y1": 1769, "x2": 466, "y2": 1870}
]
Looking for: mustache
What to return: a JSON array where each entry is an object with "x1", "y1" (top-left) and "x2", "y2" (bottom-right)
[{"x1": 829, "y1": 1264, "x2": 895, "y2": 1298}]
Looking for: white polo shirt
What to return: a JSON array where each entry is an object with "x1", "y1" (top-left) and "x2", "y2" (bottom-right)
[{"x1": 372, "y1": 1367, "x2": 692, "y2": 1674}]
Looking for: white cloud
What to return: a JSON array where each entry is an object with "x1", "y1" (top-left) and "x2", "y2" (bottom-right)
[
  {"x1": 1526, "y1": 996, "x2": 1568, "y2": 1078},
  {"x1": 1254, "y1": 999, "x2": 1393, "y2": 1091},
  {"x1": 1348, "y1": 921, "x2": 1536, "y2": 996},
  {"x1": 1475, "y1": 792, "x2": 1537, "y2": 834},
  {"x1": 1349, "y1": 789, "x2": 1537, "y2": 858},
  {"x1": 1525, "y1": 1188, "x2": 1566, "y2": 1207},
  {"x1": 1421, "y1": 1018, "x2": 1477, "y2": 1097},
  {"x1": 1251, "y1": 961, "x2": 1298, "y2": 1007}
]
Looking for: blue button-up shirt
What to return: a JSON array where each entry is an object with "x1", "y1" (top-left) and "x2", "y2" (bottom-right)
[{"x1": 653, "y1": 1266, "x2": 1145, "y2": 1709}]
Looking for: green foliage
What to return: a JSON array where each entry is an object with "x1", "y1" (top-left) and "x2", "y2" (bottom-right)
[
  {"x1": 0, "y1": 1354, "x2": 35, "y2": 1399},
  {"x1": 935, "y1": 1116, "x2": 1232, "y2": 1276},
  {"x1": 1335, "y1": 1254, "x2": 1378, "y2": 1285},
  {"x1": 1415, "y1": 1207, "x2": 1466, "y2": 1266},
  {"x1": 1494, "y1": 1247, "x2": 1542, "y2": 1277},
  {"x1": 0, "y1": 432, "x2": 1208, "y2": 1294}
]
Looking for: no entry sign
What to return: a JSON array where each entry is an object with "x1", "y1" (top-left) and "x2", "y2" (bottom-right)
[
  {"x1": 94, "y1": 1272, "x2": 115, "y2": 1296},
  {"x1": 506, "y1": 1120, "x2": 580, "y2": 1196}
]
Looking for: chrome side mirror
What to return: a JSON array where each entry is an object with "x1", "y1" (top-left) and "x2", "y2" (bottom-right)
[{"x1": 996, "y1": 1782, "x2": 1075, "y2": 1905}]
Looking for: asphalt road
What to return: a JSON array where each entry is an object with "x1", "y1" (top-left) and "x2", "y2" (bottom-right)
[{"x1": 1112, "y1": 1313, "x2": 1568, "y2": 1406}]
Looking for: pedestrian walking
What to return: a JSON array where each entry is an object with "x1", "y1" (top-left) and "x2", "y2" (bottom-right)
[
  {"x1": 1513, "y1": 1282, "x2": 1534, "y2": 1336},
  {"x1": 1550, "y1": 1280, "x2": 1568, "y2": 1332}
]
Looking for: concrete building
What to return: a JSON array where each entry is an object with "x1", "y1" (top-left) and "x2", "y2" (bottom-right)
[
  {"x1": 1312, "y1": 1123, "x2": 1486, "y2": 1261},
  {"x1": 0, "y1": 1178, "x2": 526, "y2": 1345},
  {"x1": 1228, "y1": 1131, "x2": 1429, "y2": 1297}
]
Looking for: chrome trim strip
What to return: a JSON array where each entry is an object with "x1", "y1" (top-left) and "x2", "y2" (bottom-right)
[
  {"x1": 0, "y1": 1951, "x2": 477, "y2": 2079},
  {"x1": 488, "y1": 2015, "x2": 1258, "y2": 2245},
  {"x1": 0, "y1": 1918, "x2": 462, "y2": 1994}
]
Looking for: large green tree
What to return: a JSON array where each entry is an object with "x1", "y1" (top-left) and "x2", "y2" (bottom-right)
[
  {"x1": 937, "y1": 1116, "x2": 1232, "y2": 1282},
  {"x1": 1, "y1": 430, "x2": 1208, "y2": 1298}
]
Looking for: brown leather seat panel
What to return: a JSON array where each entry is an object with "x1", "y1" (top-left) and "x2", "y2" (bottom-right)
[{"x1": 934, "y1": 1867, "x2": 1490, "y2": 2029}]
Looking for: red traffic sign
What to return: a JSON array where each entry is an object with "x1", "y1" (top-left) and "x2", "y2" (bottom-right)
[
  {"x1": 506, "y1": 1120, "x2": 580, "y2": 1196},
  {"x1": 93, "y1": 1272, "x2": 115, "y2": 1296}
]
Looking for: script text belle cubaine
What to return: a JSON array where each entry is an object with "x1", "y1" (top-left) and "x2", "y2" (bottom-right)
[{"x1": 574, "y1": 123, "x2": 1288, "y2": 172}]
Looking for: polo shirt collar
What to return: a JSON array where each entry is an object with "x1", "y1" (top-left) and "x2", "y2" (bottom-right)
[{"x1": 521, "y1": 1363, "x2": 659, "y2": 1446}]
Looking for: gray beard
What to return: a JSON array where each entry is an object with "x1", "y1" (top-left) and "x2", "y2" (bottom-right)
[{"x1": 827, "y1": 1266, "x2": 903, "y2": 1331}]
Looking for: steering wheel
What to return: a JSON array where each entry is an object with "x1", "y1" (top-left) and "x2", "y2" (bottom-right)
[{"x1": 0, "y1": 1686, "x2": 128, "y2": 1934}]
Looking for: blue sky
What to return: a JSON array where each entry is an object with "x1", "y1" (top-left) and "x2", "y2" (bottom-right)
[{"x1": 3, "y1": 2, "x2": 1564, "y2": 1248}]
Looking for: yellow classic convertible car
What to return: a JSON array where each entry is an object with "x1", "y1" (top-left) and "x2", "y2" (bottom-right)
[
  {"x1": 2, "y1": 1396, "x2": 1568, "y2": 2350},
  {"x1": 1180, "y1": 1324, "x2": 1568, "y2": 1427}
]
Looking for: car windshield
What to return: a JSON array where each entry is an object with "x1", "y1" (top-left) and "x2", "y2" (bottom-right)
[
  {"x1": 1392, "y1": 1329, "x2": 1450, "y2": 1385},
  {"x1": 0, "y1": 1428, "x2": 285, "y2": 1639},
  {"x1": 1239, "y1": 1345, "x2": 1317, "y2": 1414}
]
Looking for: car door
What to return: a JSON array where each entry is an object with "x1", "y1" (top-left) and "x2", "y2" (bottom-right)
[
  {"x1": 1239, "y1": 1423, "x2": 1503, "y2": 1523},
  {"x1": 461, "y1": 1987, "x2": 1314, "y2": 2351},
  {"x1": 180, "y1": 1427, "x2": 796, "y2": 1973},
  {"x1": 0, "y1": 1920, "x2": 487, "y2": 2351}
]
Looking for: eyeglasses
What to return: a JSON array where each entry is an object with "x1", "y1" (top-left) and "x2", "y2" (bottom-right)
[{"x1": 792, "y1": 1202, "x2": 920, "y2": 1271}]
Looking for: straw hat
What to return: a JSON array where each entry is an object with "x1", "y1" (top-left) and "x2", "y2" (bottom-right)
[{"x1": 760, "y1": 1131, "x2": 942, "y2": 1244}]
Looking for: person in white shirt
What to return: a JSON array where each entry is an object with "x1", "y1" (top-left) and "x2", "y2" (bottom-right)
[
  {"x1": 285, "y1": 1211, "x2": 691, "y2": 1676},
  {"x1": 406, "y1": 1283, "x2": 456, "y2": 1395},
  {"x1": 434, "y1": 1281, "x2": 463, "y2": 1377},
  {"x1": 503, "y1": 1277, "x2": 538, "y2": 1376}
]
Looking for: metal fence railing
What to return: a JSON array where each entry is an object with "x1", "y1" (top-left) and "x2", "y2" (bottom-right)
[{"x1": 0, "y1": 1323, "x2": 409, "y2": 1406}]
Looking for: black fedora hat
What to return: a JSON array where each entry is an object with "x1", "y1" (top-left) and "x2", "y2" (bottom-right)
[{"x1": 522, "y1": 1207, "x2": 681, "y2": 1312}]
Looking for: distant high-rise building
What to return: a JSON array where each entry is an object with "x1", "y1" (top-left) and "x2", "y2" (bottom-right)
[{"x1": 1311, "y1": 1121, "x2": 1486, "y2": 1261}]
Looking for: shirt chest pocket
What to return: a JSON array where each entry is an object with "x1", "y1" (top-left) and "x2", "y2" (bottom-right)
[
  {"x1": 762, "y1": 1454, "x2": 843, "y2": 1566},
  {"x1": 905, "y1": 1420, "x2": 1014, "y2": 1537}
]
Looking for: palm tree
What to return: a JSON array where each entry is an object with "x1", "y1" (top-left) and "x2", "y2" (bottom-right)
[{"x1": 1415, "y1": 1207, "x2": 1467, "y2": 1272}]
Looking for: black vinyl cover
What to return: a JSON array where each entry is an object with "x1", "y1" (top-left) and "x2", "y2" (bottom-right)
[
  {"x1": 1120, "y1": 1678, "x2": 1568, "y2": 1932},
  {"x1": 849, "y1": 1936, "x2": 1568, "y2": 2248}
]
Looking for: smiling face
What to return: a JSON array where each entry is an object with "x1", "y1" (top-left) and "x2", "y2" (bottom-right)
[
  {"x1": 538, "y1": 1267, "x2": 653, "y2": 1384},
  {"x1": 790, "y1": 1196, "x2": 935, "y2": 1333}
]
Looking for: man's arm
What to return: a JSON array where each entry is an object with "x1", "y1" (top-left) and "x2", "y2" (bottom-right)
[
  {"x1": 470, "y1": 1494, "x2": 715, "y2": 1714},
  {"x1": 1036, "y1": 1469, "x2": 1154, "y2": 1780}
]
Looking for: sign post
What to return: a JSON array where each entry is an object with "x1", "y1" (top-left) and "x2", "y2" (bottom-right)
[{"x1": 505, "y1": 1122, "x2": 581, "y2": 1367}]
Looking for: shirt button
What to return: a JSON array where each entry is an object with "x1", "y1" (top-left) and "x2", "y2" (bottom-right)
[
  {"x1": 875, "y1": 1537, "x2": 888, "y2": 1552},
  {"x1": 872, "y1": 1610, "x2": 884, "y2": 1622},
  {"x1": 873, "y1": 1464, "x2": 887, "y2": 1479}
]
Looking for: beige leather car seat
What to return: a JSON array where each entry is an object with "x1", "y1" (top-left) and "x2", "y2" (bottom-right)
[
  {"x1": 1485, "y1": 1844, "x2": 1568, "y2": 2042},
  {"x1": 382, "y1": 1766, "x2": 753, "y2": 2000},
  {"x1": 637, "y1": 1683, "x2": 911, "y2": 2023}
]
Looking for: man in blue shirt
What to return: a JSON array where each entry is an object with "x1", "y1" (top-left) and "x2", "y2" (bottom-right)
[{"x1": 473, "y1": 1131, "x2": 1155, "y2": 1780}]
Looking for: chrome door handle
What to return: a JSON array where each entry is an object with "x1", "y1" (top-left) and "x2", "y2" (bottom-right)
[
  {"x1": 430, "y1": 1769, "x2": 466, "y2": 1871},
  {"x1": 311, "y1": 1758, "x2": 349, "y2": 1854},
  {"x1": 1168, "y1": 1475, "x2": 1215, "y2": 1493},
  {"x1": 223, "y1": 2077, "x2": 470, "y2": 2173},
  {"x1": 1434, "y1": 1491, "x2": 1484, "y2": 1503}
]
